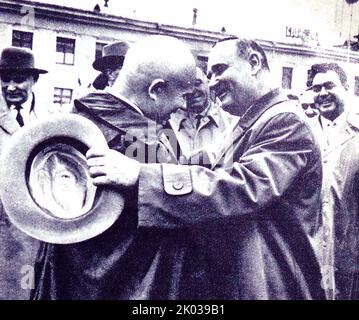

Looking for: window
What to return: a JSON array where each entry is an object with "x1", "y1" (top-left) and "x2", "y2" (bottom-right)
[
  {"x1": 12, "y1": 30, "x2": 33, "y2": 49},
  {"x1": 54, "y1": 87, "x2": 73, "y2": 106},
  {"x1": 95, "y1": 42, "x2": 107, "y2": 60},
  {"x1": 355, "y1": 77, "x2": 359, "y2": 96},
  {"x1": 56, "y1": 37, "x2": 75, "y2": 65},
  {"x1": 282, "y1": 67, "x2": 293, "y2": 90}
]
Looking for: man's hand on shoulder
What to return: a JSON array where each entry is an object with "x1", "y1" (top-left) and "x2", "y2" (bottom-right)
[{"x1": 86, "y1": 147, "x2": 140, "y2": 188}]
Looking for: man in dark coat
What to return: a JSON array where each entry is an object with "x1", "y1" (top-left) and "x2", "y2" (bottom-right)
[
  {"x1": 31, "y1": 35, "x2": 204, "y2": 300},
  {"x1": 84, "y1": 37, "x2": 326, "y2": 299},
  {"x1": 91, "y1": 41, "x2": 130, "y2": 90},
  {"x1": 0, "y1": 47, "x2": 49, "y2": 300}
]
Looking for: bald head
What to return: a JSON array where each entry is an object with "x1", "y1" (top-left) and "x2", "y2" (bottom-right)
[{"x1": 115, "y1": 35, "x2": 196, "y2": 122}]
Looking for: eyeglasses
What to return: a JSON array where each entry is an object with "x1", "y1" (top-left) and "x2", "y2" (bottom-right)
[
  {"x1": 310, "y1": 82, "x2": 336, "y2": 93},
  {"x1": 0, "y1": 74, "x2": 29, "y2": 83}
]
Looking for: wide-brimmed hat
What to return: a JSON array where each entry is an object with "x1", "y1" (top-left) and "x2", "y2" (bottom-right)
[
  {"x1": 92, "y1": 41, "x2": 129, "y2": 72},
  {"x1": 0, "y1": 47, "x2": 48, "y2": 74},
  {"x1": 0, "y1": 114, "x2": 124, "y2": 244}
]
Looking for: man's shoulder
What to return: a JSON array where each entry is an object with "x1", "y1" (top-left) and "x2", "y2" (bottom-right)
[
  {"x1": 77, "y1": 91, "x2": 125, "y2": 109},
  {"x1": 258, "y1": 96, "x2": 303, "y2": 126},
  {"x1": 253, "y1": 97, "x2": 320, "y2": 150},
  {"x1": 241, "y1": 89, "x2": 300, "y2": 129}
]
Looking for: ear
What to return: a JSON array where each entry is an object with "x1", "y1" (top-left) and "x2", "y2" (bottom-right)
[
  {"x1": 249, "y1": 53, "x2": 261, "y2": 76},
  {"x1": 148, "y1": 79, "x2": 166, "y2": 101}
]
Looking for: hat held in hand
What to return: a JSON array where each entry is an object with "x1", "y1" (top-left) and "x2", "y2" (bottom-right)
[{"x1": 0, "y1": 114, "x2": 124, "y2": 244}]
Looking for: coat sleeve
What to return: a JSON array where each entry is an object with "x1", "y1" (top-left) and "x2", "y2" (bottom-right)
[{"x1": 136, "y1": 112, "x2": 319, "y2": 228}]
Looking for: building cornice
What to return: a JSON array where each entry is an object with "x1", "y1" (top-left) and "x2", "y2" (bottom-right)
[
  {"x1": 260, "y1": 40, "x2": 359, "y2": 63},
  {"x1": 1, "y1": 0, "x2": 359, "y2": 63},
  {"x1": 0, "y1": 0, "x2": 225, "y2": 44}
]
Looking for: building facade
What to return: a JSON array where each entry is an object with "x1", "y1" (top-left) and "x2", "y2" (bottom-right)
[{"x1": 1, "y1": 0, "x2": 359, "y2": 110}]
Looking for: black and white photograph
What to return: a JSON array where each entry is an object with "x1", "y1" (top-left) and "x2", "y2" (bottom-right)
[{"x1": 0, "y1": 0, "x2": 359, "y2": 304}]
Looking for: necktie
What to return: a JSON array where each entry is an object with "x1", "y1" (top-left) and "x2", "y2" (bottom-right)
[{"x1": 14, "y1": 104, "x2": 24, "y2": 127}]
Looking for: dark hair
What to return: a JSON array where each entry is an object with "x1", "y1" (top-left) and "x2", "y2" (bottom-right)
[
  {"x1": 307, "y1": 63, "x2": 348, "y2": 90},
  {"x1": 215, "y1": 36, "x2": 270, "y2": 71}
]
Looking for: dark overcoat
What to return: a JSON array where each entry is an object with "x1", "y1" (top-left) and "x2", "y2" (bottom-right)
[{"x1": 136, "y1": 89, "x2": 326, "y2": 299}]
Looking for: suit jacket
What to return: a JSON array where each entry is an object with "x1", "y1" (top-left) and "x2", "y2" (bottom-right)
[{"x1": 137, "y1": 89, "x2": 326, "y2": 299}]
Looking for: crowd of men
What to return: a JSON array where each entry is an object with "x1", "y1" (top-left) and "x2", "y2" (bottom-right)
[{"x1": 0, "y1": 33, "x2": 358, "y2": 300}]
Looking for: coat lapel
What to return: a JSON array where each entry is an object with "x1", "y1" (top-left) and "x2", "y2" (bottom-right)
[
  {"x1": 320, "y1": 113, "x2": 359, "y2": 159},
  {"x1": 75, "y1": 92, "x2": 178, "y2": 163},
  {"x1": 0, "y1": 110, "x2": 20, "y2": 135},
  {"x1": 212, "y1": 89, "x2": 289, "y2": 169}
]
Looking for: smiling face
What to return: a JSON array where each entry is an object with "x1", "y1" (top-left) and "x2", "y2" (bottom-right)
[
  {"x1": 207, "y1": 40, "x2": 255, "y2": 116},
  {"x1": 311, "y1": 70, "x2": 346, "y2": 121},
  {"x1": 186, "y1": 68, "x2": 209, "y2": 114}
]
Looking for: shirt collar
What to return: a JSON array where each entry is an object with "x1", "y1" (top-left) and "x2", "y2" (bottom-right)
[
  {"x1": 106, "y1": 86, "x2": 144, "y2": 116},
  {"x1": 201, "y1": 100, "x2": 221, "y2": 128},
  {"x1": 9, "y1": 93, "x2": 34, "y2": 115},
  {"x1": 168, "y1": 100, "x2": 222, "y2": 132},
  {"x1": 319, "y1": 111, "x2": 347, "y2": 130},
  {"x1": 168, "y1": 108, "x2": 187, "y2": 132}
]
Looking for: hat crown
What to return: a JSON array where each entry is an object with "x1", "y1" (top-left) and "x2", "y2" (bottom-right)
[
  {"x1": 92, "y1": 41, "x2": 130, "y2": 72},
  {"x1": 0, "y1": 47, "x2": 34, "y2": 68},
  {"x1": 0, "y1": 47, "x2": 47, "y2": 74},
  {"x1": 102, "y1": 41, "x2": 129, "y2": 57}
]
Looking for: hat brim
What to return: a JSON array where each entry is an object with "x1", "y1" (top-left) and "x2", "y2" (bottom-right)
[
  {"x1": 0, "y1": 67, "x2": 48, "y2": 74},
  {"x1": 0, "y1": 114, "x2": 124, "y2": 244},
  {"x1": 92, "y1": 56, "x2": 125, "y2": 72}
]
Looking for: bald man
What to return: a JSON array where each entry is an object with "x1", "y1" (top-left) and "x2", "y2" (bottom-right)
[{"x1": 31, "y1": 36, "x2": 200, "y2": 300}]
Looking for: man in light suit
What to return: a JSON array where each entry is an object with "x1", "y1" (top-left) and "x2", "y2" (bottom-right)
[
  {"x1": 0, "y1": 46, "x2": 48, "y2": 300},
  {"x1": 307, "y1": 62, "x2": 359, "y2": 299}
]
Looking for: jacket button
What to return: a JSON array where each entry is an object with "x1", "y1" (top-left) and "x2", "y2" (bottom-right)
[{"x1": 172, "y1": 180, "x2": 184, "y2": 190}]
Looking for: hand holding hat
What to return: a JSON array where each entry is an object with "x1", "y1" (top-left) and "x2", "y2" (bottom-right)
[
  {"x1": 87, "y1": 147, "x2": 140, "y2": 188},
  {"x1": 0, "y1": 114, "x2": 125, "y2": 244}
]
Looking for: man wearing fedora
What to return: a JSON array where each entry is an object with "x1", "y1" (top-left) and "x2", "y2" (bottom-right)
[
  {"x1": 0, "y1": 46, "x2": 48, "y2": 300},
  {"x1": 0, "y1": 47, "x2": 48, "y2": 127},
  {"x1": 92, "y1": 41, "x2": 129, "y2": 90}
]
